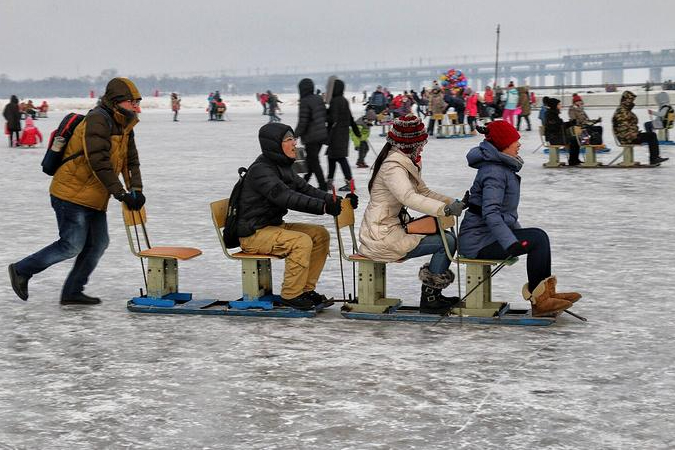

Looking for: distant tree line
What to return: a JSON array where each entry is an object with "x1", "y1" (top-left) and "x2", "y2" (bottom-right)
[{"x1": 0, "y1": 69, "x2": 235, "y2": 99}]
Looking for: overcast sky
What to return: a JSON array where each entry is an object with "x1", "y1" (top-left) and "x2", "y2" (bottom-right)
[{"x1": 2, "y1": 0, "x2": 675, "y2": 80}]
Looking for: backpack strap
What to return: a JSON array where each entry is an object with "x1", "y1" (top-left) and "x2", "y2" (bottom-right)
[{"x1": 60, "y1": 108, "x2": 114, "y2": 167}]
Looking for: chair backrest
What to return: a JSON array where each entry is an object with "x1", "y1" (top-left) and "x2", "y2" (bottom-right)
[
  {"x1": 209, "y1": 198, "x2": 235, "y2": 259},
  {"x1": 121, "y1": 204, "x2": 150, "y2": 257}
]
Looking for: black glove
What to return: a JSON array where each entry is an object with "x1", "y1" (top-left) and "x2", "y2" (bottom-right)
[
  {"x1": 325, "y1": 196, "x2": 343, "y2": 217},
  {"x1": 131, "y1": 191, "x2": 146, "y2": 209},
  {"x1": 507, "y1": 240, "x2": 529, "y2": 257},
  {"x1": 346, "y1": 193, "x2": 358, "y2": 209},
  {"x1": 460, "y1": 190, "x2": 470, "y2": 208},
  {"x1": 117, "y1": 192, "x2": 144, "y2": 211}
]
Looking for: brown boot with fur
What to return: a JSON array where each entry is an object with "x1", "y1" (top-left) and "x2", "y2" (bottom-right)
[
  {"x1": 545, "y1": 276, "x2": 581, "y2": 303},
  {"x1": 522, "y1": 278, "x2": 573, "y2": 317}
]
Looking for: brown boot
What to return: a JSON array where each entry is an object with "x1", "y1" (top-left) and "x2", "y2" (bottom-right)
[
  {"x1": 522, "y1": 278, "x2": 572, "y2": 317},
  {"x1": 545, "y1": 276, "x2": 581, "y2": 303}
]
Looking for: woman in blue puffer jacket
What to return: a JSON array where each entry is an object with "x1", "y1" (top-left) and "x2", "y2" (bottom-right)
[{"x1": 458, "y1": 120, "x2": 581, "y2": 317}]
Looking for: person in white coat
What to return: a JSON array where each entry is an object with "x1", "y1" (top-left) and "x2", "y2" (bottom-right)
[{"x1": 358, "y1": 114, "x2": 468, "y2": 314}]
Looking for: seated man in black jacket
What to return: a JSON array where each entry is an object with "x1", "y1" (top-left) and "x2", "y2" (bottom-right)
[
  {"x1": 544, "y1": 97, "x2": 581, "y2": 166},
  {"x1": 236, "y1": 123, "x2": 357, "y2": 310}
]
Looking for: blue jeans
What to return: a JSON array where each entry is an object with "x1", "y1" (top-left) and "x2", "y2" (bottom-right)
[
  {"x1": 404, "y1": 231, "x2": 456, "y2": 273},
  {"x1": 15, "y1": 196, "x2": 109, "y2": 296}
]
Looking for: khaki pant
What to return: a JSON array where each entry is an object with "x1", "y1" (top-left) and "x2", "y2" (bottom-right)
[{"x1": 239, "y1": 222, "x2": 330, "y2": 299}]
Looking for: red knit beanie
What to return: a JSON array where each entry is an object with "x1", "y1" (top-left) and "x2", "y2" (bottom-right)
[
  {"x1": 485, "y1": 120, "x2": 520, "y2": 151},
  {"x1": 572, "y1": 93, "x2": 582, "y2": 103},
  {"x1": 386, "y1": 114, "x2": 428, "y2": 153}
]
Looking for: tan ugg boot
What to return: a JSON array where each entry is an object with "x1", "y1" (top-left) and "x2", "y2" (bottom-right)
[
  {"x1": 522, "y1": 278, "x2": 573, "y2": 317},
  {"x1": 545, "y1": 276, "x2": 582, "y2": 303}
]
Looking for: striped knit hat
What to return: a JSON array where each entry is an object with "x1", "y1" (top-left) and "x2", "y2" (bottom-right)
[{"x1": 386, "y1": 114, "x2": 428, "y2": 153}]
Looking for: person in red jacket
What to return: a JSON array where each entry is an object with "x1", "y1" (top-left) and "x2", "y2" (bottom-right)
[
  {"x1": 18, "y1": 117, "x2": 42, "y2": 147},
  {"x1": 466, "y1": 89, "x2": 479, "y2": 134}
]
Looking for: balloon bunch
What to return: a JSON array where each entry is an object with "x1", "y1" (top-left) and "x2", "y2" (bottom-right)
[{"x1": 439, "y1": 68, "x2": 468, "y2": 89}]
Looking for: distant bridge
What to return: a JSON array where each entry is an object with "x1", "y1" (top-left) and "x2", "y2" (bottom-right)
[{"x1": 224, "y1": 48, "x2": 675, "y2": 93}]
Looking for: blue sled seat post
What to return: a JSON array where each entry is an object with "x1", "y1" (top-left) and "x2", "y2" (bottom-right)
[
  {"x1": 122, "y1": 203, "x2": 203, "y2": 307},
  {"x1": 210, "y1": 198, "x2": 316, "y2": 317}
]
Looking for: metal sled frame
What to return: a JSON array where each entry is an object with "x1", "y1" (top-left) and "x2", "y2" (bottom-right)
[
  {"x1": 208, "y1": 198, "x2": 316, "y2": 317},
  {"x1": 122, "y1": 204, "x2": 204, "y2": 305}
]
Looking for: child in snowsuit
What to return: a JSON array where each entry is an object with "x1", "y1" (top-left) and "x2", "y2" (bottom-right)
[
  {"x1": 350, "y1": 116, "x2": 372, "y2": 168},
  {"x1": 645, "y1": 92, "x2": 673, "y2": 133},
  {"x1": 18, "y1": 117, "x2": 42, "y2": 147}
]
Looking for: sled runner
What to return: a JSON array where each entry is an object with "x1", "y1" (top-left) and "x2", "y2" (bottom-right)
[{"x1": 333, "y1": 200, "x2": 555, "y2": 326}]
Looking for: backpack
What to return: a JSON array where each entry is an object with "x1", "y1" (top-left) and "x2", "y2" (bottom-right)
[
  {"x1": 223, "y1": 166, "x2": 248, "y2": 248},
  {"x1": 41, "y1": 108, "x2": 112, "y2": 176}
]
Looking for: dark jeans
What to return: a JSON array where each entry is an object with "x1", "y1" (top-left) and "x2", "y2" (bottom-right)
[
  {"x1": 517, "y1": 114, "x2": 531, "y2": 131},
  {"x1": 302, "y1": 142, "x2": 327, "y2": 190},
  {"x1": 632, "y1": 131, "x2": 660, "y2": 161},
  {"x1": 15, "y1": 196, "x2": 110, "y2": 297},
  {"x1": 476, "y1": 228, "x2": 551, "y2": 292},
  {"x1": 644, "y1": 121, "x2": 654, "y2": 133},
  {"x1": 173, "y1": 111, "x2": 178, "y2": 121},
  {"x1": 327, "y1": 157, "x2": 352, "y2": 182},
  {"x1": 356, "y1": 141, "x2": 369, "y2": 165},
  {"x1": 404, "y1": 231, "x2": 456, "y2": 274}
]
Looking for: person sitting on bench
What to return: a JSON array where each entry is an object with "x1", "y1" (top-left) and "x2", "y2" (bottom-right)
[
  {"x1": 235, "y1": 123, "x2": 358, "y2": 311},
  {"x1": 358, "y1": 114, "x2": 468, "y2": 315},
  {"x1": 568, "y1": 94, "x2": 603, "y2": 144},
  {"x1": 613, "y1": 91, "x2": 668, "y2": 165},
  {"x1": 545, "y1": 97, "x2": 581, "y2": 166},
  {"x1": 645, "y1": 92, "x2": 673, "y2": 133},
  {"x1": 459, "y1": 120, "x2": 581, "y2": 317}
]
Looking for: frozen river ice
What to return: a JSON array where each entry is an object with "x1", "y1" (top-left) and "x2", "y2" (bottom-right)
[{"x1": 1, "y1": 99, "x2": 674, "y2": 449}]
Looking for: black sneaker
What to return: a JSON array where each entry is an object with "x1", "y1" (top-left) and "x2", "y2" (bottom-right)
[
  {"x1": 650, "y1": 156, "x2": 669, "y2": 165},
  {"x1": 8, "y1": 264, "x2": 29, "y2": 301},
  {"x1": 60, "y1": 292, "x2": 101, "y2": 305},
  {"x1": 306, "y1": 290, "x2": 334, "y2": 308},
  {"x1": 338, "y1": 184, "x2": 351, "y2": 192},
  {"x1": 279, "y1": 293, "x2": 315, "y2": 311}
]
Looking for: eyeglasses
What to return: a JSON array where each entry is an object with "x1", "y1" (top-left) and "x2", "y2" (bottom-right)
[
  {"x1": 282, "y1": 137, "x2": 297, "y2": 143},
  {"x1": 121, "y1": 99, "x2": 141, "y2": 107}
]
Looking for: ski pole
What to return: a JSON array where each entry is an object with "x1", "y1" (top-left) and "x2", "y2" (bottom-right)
[
  {"x1": 333, "y1": 186, "x2": 347, "y2": 301},
  {"x1": 129, "y1": 204, "x2": 148, "y2": 296},
  {"x1": 563, "y1": 309, "x2": 587, "y2": 322},
  {"x1": 349, "y1": 179, "x2": 357, "y2": 302}
]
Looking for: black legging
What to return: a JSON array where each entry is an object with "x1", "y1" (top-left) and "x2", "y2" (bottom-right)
[
  {"x1": 327, "y1": 157, "x2": 352, "y2": 182},
  {"x1": 516, "y1": 114, "x2": 531, "y2": 131},
  {"x1": 303, "y1": 142, "x2": 327, "y2": 191},
  {"x1": 427, "y1": 117, "x2": 441, "y2": 135},
  {"x1": 467, "y1": 116, "x2": 477, "y2": 132},
  {"x1": 356, "y1": 142, "x2": 369, "y2": 165},
  {"x1": 476, "y1": 227, "x2": 551, "y2": 292},
  {"x1": 8, "y1": 130, "x2": 19, "y2": 146}
]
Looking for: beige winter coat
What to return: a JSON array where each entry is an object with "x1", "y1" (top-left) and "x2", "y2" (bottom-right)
[{"x1": 358, "y1": 149, "x2": 452, "y2": 262}]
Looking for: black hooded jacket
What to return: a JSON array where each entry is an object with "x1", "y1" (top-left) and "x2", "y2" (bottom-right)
[
  {"x1": 3, "y1": 95, "x2": 21, "y2": 131},
  {"x1": 544, "y1": 98, "x2": 571, "y2": 145},
  {"x1": 326, "y1": 79, "x2": 360, "y2": 158},
  {"x1": 294, "y1": 78, "x2": 328, "y2": 145},
  {"x1": 236, "y1": 123, "x2": 331, "y2": 237}
]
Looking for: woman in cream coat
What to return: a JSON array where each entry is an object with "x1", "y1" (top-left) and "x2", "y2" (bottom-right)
[{"x1": 358, "y1": 114, "x2": 467, "y2": 314}]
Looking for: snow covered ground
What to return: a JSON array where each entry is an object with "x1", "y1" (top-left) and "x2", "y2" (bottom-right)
[{"x1": 1, "y1": 99, "x2": 674, "y2": 449}]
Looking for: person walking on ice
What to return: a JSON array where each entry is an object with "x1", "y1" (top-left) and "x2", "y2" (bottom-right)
[
  {"x1": 234, "y1": 123, "x2": 358, "y2": 311},
  {"x1": 459, "y1": 120, "x2": 581, "y2": 317},
  {"x1": 9, "y1": 77, "x2": 147, "y2": 305}
]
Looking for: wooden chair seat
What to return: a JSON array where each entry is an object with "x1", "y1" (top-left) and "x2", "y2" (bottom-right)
[
  {"x1": 138, "y1": 246, "x2": 202, "y2": 260},
  {"x1": 456, "y1": 256, "x2": 518, "y2": 266},
  {"x1": 348, "y1": 253, "x2": 402, "y2": 263},
  {"x1": 230, "y1": 251, "x2": 282, "y2": 260}
]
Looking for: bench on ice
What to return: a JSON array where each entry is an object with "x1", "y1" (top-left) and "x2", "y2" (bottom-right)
[{"x1": 436, "y1": 112, "x2": 471, "y2": 139}]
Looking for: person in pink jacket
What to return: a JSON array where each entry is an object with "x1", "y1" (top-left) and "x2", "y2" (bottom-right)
[
  {"x1": 18, "y1": 117, "x2": 42, "y2": 147},
  {"x1": 465, "y1": 89, "x2": 479, "y2": 134}
]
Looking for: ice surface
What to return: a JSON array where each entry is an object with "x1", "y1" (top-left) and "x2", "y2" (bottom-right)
[{"x1": 1, "y1": 99, "x2": 674, "y2": 449}]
